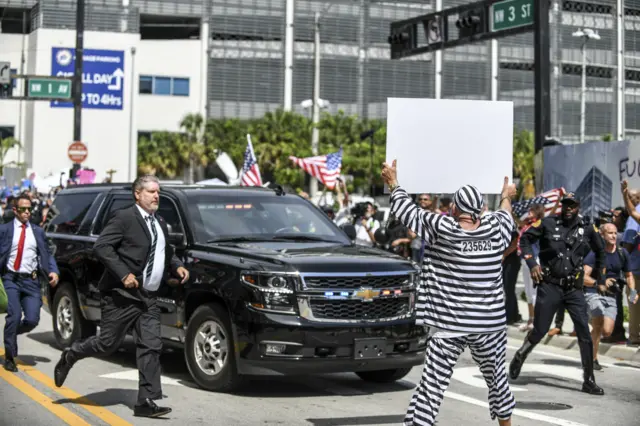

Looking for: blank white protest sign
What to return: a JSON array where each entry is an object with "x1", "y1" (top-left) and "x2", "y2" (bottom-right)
[{"x1": 385, "y1": 98, "x2": 513, "y2": 194}]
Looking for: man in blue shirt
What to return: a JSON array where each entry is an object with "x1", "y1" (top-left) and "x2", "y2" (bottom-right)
[
  {"x1": 584, "y1": 223, "x2": 638, "y2": 370},
  {"x1": 621, "y1": 189, "x2": 640, "y2": 345}
]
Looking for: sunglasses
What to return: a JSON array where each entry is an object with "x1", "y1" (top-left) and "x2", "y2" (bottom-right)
[
  {"x1": 419, "y1": 198, "x2": 430, "y2": 201},
  {"x1": 15, "y1": 207, "x2": 32, "y2": 213}
]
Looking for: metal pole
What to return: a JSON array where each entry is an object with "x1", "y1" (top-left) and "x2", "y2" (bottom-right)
[
  {"x1": 73, "y1": 0, "x2": 85, "y2": 159},
  {"x1": 310, "y1": 12, "x2": 321, "y2": 198},
  {"x1": 580, "y1": 40, "x2": 586, "y2": 144},
  {"x1": 128, "y1": 47, "x2": 136, "y2": 181},
  {"x1": 534, "y1": 0, "x2": 551, "y2": 153},
  {"x1": 16, "y1": 11, "x2": 26, "y2": 164},
  {"x1": 616, "y1": 0, "x2": 625, "y2": 140},
  {"x1": 490, "y1": 38, "x2": 498, "y2": 101},
  {"x1": 434, "y1": 0, "x2": 442, "y2": 99},
  {"x1": 356, "y1": 0, "x2": 368, "y2": 118},
  {"x1": 369, "y1": 134, "x2": 374, "y2": 197},
  {"x1": 283, "y1": 0, "x2": 295, "y2": 111}
]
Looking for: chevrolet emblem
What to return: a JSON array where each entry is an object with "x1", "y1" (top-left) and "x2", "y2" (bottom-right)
[{"x1": 352, "y1": 287, "x2": 380, "y2": 302}]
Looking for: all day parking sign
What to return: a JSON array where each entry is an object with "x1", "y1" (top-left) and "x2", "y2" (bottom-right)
[{"x1": 51, "y1": 47, "x2": 125, "y2": 110}]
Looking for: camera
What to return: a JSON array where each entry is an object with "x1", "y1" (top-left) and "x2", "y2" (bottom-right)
[
  {"x1": 350, "y1": 202, "x2": 369, "y2": 222},
  {"x1": 599, "y1": 210, "x2": 613, "y2": 224}
]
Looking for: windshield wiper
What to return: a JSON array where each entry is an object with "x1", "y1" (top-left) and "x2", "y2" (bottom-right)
[
  {"x1": 271, "y1": 235, "x2": 341, "y2": 243},
  {"x1": 206, "y1": 236, "x2": 272, "y2": 244}
]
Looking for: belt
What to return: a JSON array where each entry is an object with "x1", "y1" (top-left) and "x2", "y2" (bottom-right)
[{"x1": 5, "y1": 270, "x2": 39, "y2": 280}]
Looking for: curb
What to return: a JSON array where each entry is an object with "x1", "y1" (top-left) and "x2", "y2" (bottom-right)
[{"x1": 506, "y1": 326, "x2": 640, "y2": 363}]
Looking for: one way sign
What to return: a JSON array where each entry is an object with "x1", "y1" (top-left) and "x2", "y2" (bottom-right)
[{"x1": 0, "y1": 62, "x2": 11, "y2": 84}]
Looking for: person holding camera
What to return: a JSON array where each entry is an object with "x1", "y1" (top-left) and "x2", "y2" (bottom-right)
[
  {"x1": 353, "y1": 202, "x2": 380, "y2": 247},
  {"x1": 583, "y1": 222, "x2": 638, "y2": 370}
]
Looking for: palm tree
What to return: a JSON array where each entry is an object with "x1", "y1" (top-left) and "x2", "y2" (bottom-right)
[
  {"x1": 178, "y1": 113, "x2": 208, "y2": 184},
  {"x1": 513, "y1": 128, "x2": 535, "y2": 197},
  {"x1": 0, "y1": 136, "x2": 22, "y2": 176}
]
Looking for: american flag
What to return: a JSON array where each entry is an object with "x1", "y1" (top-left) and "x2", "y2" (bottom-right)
[
  {"x1": 241, "y1": 134, "x2": 263, "y2": 187},
  {"x1": 289, "y1": 148, "x2": 342, "y2": 190},
  {"x1": 512, "y1": 188, "x2": 566, "y2": 222}
]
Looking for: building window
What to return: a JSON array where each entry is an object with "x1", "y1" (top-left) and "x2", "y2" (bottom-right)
[
  {"x1": 154, "y1": 77, "x2": 171, "y2": 95},
  {"x1": 139, "y1": 75, "x2": 190, "y2": 97},
  {"x1": 0, "y1": 126, "x2": 15, "y2": 140},
  {"x1": 139, "y1": 75, "x2": 153, "y2": 94},
  {"x1": 172, "y1": 78, "x2": 189, "y2": 96}
]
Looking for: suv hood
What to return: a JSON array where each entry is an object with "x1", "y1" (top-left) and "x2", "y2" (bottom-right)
[{"x1": 194, "y1": 242, "x2": 417, "y2": 274}]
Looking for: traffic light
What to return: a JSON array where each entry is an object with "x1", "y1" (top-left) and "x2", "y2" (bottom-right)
[
  {"x1": 0, "y1": 82, "x2": 12, "y2": 99},
  {"x1": 388, "y1": 24, "x2": 417, "y2": 59},
  {"x1": 455, "y1": 9, "x2": 485, "y2": 38}
]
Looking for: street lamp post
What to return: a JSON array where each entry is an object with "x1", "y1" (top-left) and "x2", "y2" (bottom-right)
[
  {"x1": 572, "y1": 28, "x2": 601, "y2": 144},
  {"x1": 310, "y1": 12, "x2": 321, "y2": 198}
]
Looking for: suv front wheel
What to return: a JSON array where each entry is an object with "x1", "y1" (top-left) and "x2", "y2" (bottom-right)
[
  {"x1": 52, "y1": 283, "x2": 95, "y2": 349},
  {"x1": 184, "y1": 303, "x2": 244, "y2": 392}
]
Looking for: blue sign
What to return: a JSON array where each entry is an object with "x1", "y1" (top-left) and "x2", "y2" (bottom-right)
[{"x1": 51, "y1": 47, "x2": 124, "y2": 110}]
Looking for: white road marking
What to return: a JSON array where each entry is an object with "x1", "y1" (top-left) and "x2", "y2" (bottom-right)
[
  {"x1": 445, "y1": 391, "x2": 590, "y2": 426},
  {"x1": 99, "y1": 370, "x2": 186, "y2": 387},
  {"x1": 452, "y1": 362, "x2": 585, "y2": 392},
  {"x1": 506, "y1": 345, "x2": 640, "y2": 372}
]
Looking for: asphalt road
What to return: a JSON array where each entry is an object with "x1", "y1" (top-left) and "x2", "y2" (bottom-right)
[{"x1": 1, "y1": 311, "x2": 640, "y2": 426}]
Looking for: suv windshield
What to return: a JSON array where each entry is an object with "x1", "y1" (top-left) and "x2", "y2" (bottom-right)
[{"x1": 186, "y1": 191, "x2": 350, "y2": 245}]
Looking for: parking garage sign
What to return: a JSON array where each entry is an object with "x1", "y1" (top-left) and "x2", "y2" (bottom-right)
[{"x1": 51, "y1": 47, "x2": 124, "y2": 110}]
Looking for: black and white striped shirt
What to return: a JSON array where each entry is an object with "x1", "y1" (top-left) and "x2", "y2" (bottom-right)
[{"x1": 391, "y1": 186, "x2": 515, "y2": 334}]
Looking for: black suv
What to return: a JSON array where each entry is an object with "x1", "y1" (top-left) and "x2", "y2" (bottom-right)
[{"x1": 42, "y1": 183, "x2": 426, "y2": 391}]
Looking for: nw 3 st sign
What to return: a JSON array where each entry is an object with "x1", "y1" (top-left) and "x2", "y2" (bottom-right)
[
  {"x1": 50, "y1": 47, "x2": 125, "y2": 110},
  {"x1": 491, "y1": 0, "x2": 534, "y2": 32}
]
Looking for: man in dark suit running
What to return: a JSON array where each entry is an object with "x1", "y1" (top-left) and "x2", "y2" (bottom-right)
[
  {"x1": 53, "y1": 175, "x2": 189, "y2": 418},
  {"x1": 2, "y1": 193, "x2": 59, "y2": 372}
]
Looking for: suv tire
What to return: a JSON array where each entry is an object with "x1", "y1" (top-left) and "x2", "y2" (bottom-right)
[
  {"x1": 52, "y1": 283, "x2": 95, "y2": 349},
  {"x1": 355, "y1": 367, "x2": 413, "y2": 383},
  {"x1": 184, "y1": 303, "x2": 244, "y2": 392}
]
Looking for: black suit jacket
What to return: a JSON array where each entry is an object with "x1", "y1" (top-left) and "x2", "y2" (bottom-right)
[{"x1": 94, "y1": 205, "x2": 183, "y2": 294}]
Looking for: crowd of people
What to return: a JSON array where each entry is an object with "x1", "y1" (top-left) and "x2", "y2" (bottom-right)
[{"x1": 504, "y1": 183, "x2": 639, "y2": 355}]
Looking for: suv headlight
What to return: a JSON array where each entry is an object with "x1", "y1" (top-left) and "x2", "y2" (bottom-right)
[{"x1": 241, "y1": 272, "x2": 298, "y2": 314}]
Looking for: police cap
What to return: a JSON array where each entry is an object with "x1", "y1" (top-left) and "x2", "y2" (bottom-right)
[{"x1": 561, "y1": 192, "x2": 580, "y2": 206}]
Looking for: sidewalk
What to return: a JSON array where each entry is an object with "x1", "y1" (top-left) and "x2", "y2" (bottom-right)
[{"x1": 509, "y1": 271, "x2": 640, "y2": 363}]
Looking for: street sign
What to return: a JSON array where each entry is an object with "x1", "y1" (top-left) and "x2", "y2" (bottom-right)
[
  {"x1": 28, "y1": 78, "x2": 72, "y2": 99},
  {"x1": 0, "y1": 62, "x2": 10, "y2": 84},
  {"x1": 51, "y1": 47, "x2": 125, "y2": 110},
  {"x1": 491, "y1": 0, "x2": 534, "y2": 32},
  {"x1": 68, "y1": 141, "x2": 88, "y2": 163}
]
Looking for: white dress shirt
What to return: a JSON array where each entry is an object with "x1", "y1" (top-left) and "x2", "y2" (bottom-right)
[
  {"x1": 7, "y1": 219, "x2": 39, "y2": 274},
  {"x1": 355, "y1": 217, "x2": 380, "y2": 247},
  {"x1": 136, "y1": 205, "x2": 166, "y2": 292}
]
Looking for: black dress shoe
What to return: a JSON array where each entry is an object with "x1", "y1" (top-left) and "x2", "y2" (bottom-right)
[
  {"x1": 582, "y1": 376, "x2": 605, "y2": 395},
  {"x1": 4, "y1": 358, "x2": 18, "y2": 372},
  {"x1": 134, "y1": 399, "x2": 172, "y2": 418},
  {"x1": 54, "y1": 348, "x2": 74, "y2": 387}
]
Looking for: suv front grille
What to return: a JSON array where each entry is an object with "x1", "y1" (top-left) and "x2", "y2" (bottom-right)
[
  {"x1": 309, "y1": 298, "x2": 410, "y2": 320},
  {"x1": 303, "y1": 275, "x2": 410, "y2": 290}
]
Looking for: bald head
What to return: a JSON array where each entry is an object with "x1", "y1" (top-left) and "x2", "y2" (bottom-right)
[
  {"x1": 600, "y1": 222, "x2": 618, "y2": 247},
  {"x1": 629, "y1": 188, "x2": 640, "y2": 206}
]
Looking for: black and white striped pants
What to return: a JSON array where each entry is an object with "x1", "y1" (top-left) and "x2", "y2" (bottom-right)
[{"x1": 404, "y1": 330, "x2": 515, "y2": 425}]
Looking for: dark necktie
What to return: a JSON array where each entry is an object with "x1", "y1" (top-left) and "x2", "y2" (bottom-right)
[
  {"x1": 145, "y1": 216, "x2": 158, "y2": 283},
  {"x1": 14, "y1": 224, "x2": 27, "y2": 271}
]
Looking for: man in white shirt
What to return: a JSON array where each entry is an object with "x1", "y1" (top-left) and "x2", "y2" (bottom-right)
[
  {"x1": 53, "y1": 175, "x2": 189, "y2": 418},
  {"x1": 354, "y1": 202, "x2": 380, "y2": 247}
]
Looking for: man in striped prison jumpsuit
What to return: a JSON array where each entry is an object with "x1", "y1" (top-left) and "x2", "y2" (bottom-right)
[{"x1": 382, "y1": 160, "x2": 517, "y2": 426}]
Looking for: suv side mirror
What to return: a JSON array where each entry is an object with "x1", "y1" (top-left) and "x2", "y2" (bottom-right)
[
  {"x1": 166, "y1": 224, "x2": 185, "y2": 247},
  {"x1": 341, "y1": 224, "x2": 357, "y2": 240},
  {"x1": 168, "y1": 232, "x2": 185, "y2": 247}
]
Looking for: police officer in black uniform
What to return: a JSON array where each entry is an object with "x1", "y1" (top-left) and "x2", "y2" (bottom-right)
[{"x1": 509, "y1": 192, "x2": 606, "y2": 395}]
